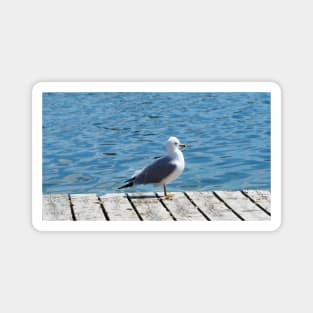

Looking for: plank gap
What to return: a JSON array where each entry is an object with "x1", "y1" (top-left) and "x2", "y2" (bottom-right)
[
  {"x1": 97, "y1": 196, "x2": 110, "y2": 220},
  {"x1": 68, "y1": 194, "x2": 77, "y2": 221},
  {"x1": 213, "y1": 191, "x2": 245, "y2": 221},
  {"x1": 70, "y1": 194, "x2": 106, "y2": 220},
  {"x1": 183, "y1": 192, "x2": 211, "y2": 221},
  {"x1": 127, "y1": 192, "x2": 173, "y2": 221},
  {"x1": 155, "y1": 193, "x2": 177, "y2": 221},
  {"x1": 126, "y1": 194, "x2": 143, "y2": 221},
  {"x1": 241, "y1": 191, "x2": 271, "y2": 216}
]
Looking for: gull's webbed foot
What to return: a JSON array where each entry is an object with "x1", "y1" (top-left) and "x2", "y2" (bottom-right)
[
  {"x1": 163, "y1": 185, "x2": 174, "y2": 200},
  {"x1": 165, "y1": 193, "x2": 174, "y2": 200}
]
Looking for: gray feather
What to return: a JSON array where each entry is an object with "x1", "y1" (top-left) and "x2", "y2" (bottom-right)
[{"x1": 134, "y1": 156, "x2": 177, "y2": 185}]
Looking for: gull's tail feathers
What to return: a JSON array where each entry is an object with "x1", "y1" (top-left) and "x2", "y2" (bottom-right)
[
  {"x1": 118, "y1": 177, "x2": 136, "y2": 189},
  {"x1": 118, "y1": 168, "x2": 143, "y2": 189}
]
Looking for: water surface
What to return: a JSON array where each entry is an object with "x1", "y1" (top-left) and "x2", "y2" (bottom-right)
[{"x1": 43, "y1": 92, "x2": 270, "y2": 194}]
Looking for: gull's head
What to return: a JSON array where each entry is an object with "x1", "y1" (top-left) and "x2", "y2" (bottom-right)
[{"x1": 166, "y1": 136, "x2": 186, "y2": 154}]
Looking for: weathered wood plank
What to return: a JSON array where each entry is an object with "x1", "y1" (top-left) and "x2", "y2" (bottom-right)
[
  {"x1": 215, "y1": 191, "x2": 270, "y2": 220},
  {"x1": 70, "y1": 194, "x2": 106, "y2": 221},
  {"x1": 157, "y1": 192, "x2": 207, "y2": 220},
  {"x1": 99, "y1": 193, "x2": 140, "y2": 221},
  {"x1": 42, "y1": 194, "x2": 72, "y2": 221},
  {"x1": 127, "y1": 192, "x2": 173, "y2": 221},
  {"x1": 243, "y1": 190, "x2": 271, "y2": 213},
  {"x1": 185, "y1": 191, "x2": 241, "y2": 221},
  {"x1": 42, "y1": 190, "x2": 271, "y2": 221}
]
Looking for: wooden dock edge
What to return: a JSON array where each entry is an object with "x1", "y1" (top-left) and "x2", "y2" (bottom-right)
[{"x1": 42, "y1": 190, "x2": 271, "y2": 221}]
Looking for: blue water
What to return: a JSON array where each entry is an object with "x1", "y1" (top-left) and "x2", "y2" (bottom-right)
[{"x1": 43, "y1": 92, "x2": 270, "y2": 194}]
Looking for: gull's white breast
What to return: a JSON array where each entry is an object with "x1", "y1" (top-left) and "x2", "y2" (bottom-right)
[{"x1": 160, "y1": 155, "x2": 185, "y2": 185}]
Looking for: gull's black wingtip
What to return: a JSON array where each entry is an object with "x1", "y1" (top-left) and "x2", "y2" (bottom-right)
[{"x1": 118, "y1": 181, "x2": 134, "y2": 189}]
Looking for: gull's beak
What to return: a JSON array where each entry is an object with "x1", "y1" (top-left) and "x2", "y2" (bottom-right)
[{"x1": 179, "y1": 143, "x2": 186, "y2": 149}]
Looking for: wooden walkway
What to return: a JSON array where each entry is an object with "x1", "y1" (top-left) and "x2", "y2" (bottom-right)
[{"x1": 42, "y1": 190, "x2": 271, "y2": 221}]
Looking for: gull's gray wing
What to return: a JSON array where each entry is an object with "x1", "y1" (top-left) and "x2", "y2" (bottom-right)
[{"x1": 134, "y1": 156, "x2": 177, "y2": 185}]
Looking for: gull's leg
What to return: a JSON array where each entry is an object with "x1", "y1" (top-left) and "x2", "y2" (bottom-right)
[
  {"x1": 163, "y1": 184, "x2": 167, "y2": 197},
  {"x1": 163, "y1": 184, "x2": 174, "y2": 199}
]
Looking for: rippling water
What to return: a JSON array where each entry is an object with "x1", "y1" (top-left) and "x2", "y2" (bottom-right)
[{"x1": 43, "y1": 92, "x2": 270, "y2": 194}]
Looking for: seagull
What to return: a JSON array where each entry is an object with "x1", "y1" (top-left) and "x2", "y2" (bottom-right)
[{"x1": 118, "y1": 136, "x2": 186, "y2": 198}]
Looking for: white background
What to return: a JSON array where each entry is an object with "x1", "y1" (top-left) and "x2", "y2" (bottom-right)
[{"x1": 0, "y1": 0, "x2": 312, "y2": 312}]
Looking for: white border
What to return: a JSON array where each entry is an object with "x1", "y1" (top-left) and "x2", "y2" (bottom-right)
[{"x1": 32, "y1": 82, "x2": 281, "y2": 231}]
